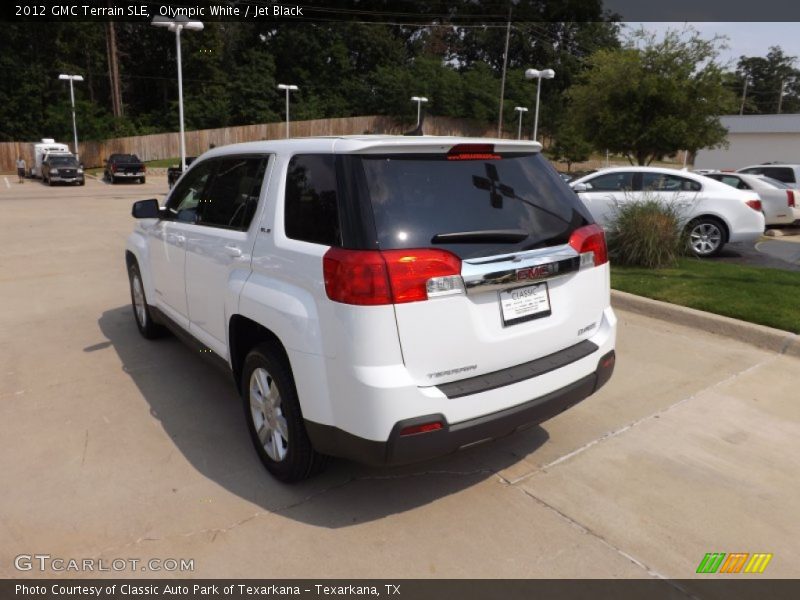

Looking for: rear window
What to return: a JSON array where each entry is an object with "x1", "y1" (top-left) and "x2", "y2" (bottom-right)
[
  {"x1": 354, "y1": 153, "x2": 591, "y2": 259},
  {"x1": 741, "y1": 166, "x2": 796, "y2": 183}
]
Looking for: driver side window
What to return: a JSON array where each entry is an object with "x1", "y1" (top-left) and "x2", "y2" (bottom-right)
[{"x1": 166, "y1": 161, "x2": 215, "y2": 223}]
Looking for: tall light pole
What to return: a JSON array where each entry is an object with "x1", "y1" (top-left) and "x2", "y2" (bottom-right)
[
  {"x1": 152, "y1": 15, "x2": 204, "y2": 172},
  {"x1": 277, "y1": 84, "x2": 298, "y2": 138},
  {"x1": 58, "y1": 74, "x2": 83, "y2": 161},
  {"x1": 410, "y1": 96, "x2": 428, "y2": 127},
  {"x1": 514, "y1": 106, "x2": 528, "y2": 140},
  {"x1": 524, "y1": 68, "x2": 555, "y2": 142}
]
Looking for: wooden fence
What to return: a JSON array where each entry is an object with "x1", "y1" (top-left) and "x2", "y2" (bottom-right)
[{"x1": 0, "y1": 115, "x2": 497, "y2": 172}]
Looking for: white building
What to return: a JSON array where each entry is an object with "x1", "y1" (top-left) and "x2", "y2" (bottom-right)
[{"x1": 694, "y1": 114, "x2": 800, "y2": 170}]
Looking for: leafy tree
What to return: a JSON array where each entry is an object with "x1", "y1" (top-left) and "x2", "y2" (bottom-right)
[
  {"x1": 734, "y1": 47, "x2": 800, "y2": 114},
  {"x1": 567, "y1": 28, "x2": 736, "y2": 165},
  {"x1": 547, "y1": 121, "x2": 593, "y2": 171}
]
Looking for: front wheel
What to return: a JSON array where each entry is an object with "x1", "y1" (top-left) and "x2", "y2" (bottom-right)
[
  {"x1": 139, "y1": 177, "x2": 146, "y2": 184},
  {"x1": 128, "y1": 262, "x2": 166, "y2": 339},
  {"x1": 687, "y1": 218, "x2": 725, "y2": 257},
  {"x1": 242, "y1": 344, "x2": 328, "y2": 482}
]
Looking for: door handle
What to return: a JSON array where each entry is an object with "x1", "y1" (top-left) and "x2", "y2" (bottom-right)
[
  {"x1": 223, "y1": 244, "x2": 242, "y2": 257},
  {"x1": 167, "y1": 233, "x2": 186, "y2": 245}
]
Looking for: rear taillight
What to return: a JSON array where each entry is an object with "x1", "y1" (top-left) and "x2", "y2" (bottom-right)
[
  {"x1": 787, "y1": 190, "x2": 796, "y2": 208},
  {"x1": 111, "y1": 164, "x2": 117, "y2": 172},
  {"x1": 142, "y1": 164, "x2": 147, "y2": 173},
  {"x1": 745, "y1": 199, "x2": 762, "y2": 212},
  {"x1": 568, "y1": 224, "x2": 608, "y2": 267},
  {"x1": 323, "y1": 247, "x2": 463, "y2": 306}
]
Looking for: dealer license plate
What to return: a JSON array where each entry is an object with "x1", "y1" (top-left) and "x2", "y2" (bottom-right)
[{"x1": 499, "y1": 283, "x2": 551, "y2": 326}]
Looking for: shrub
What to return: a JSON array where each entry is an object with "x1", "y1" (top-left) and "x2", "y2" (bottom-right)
[{"x1": 606, "y1": 197, "x2": 688, "y2": 268}]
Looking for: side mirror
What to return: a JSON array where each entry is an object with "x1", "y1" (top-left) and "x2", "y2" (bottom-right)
[
  {"x1": 132, "y1": 199, "x2": 160, "y2": 219},
  {"x1": 571, "y1": 182, "x2": 588, "y2": 192}
]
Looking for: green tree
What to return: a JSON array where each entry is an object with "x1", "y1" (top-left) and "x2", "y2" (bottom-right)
[
  {"x1": 734, "y1": 47, "x2": 800, "y2": 114},
  {"x1": 567, "y1": 28, "x2": 735, "y2": 165},
  {"x1": 548, "y1": 121, "x2": 593, "y2": 171}
]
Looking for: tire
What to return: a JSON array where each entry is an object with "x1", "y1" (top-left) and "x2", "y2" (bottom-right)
[
  {"x1": 242, "y1": 344, "x2": 328, "y2": 482},
  {"x1": 687, "y1": 217, "x2": 726, "y2": 257},
  {"x1": 140, "y1": 177, "x2": 146, "y2": 184},
  {"x1": 46, "y1": 176, "x2": 52, "y2": 186},
  {"x1": 79, "y1": 179, "x2": 85, "y2": 186},
  {"x1": 128, "y1": 262, "x2": 166, "y2": 339}
]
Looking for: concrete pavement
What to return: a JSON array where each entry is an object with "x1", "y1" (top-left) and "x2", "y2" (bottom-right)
[{"x1": 1, "y1": 177, "x2": 799, "y2": 584}]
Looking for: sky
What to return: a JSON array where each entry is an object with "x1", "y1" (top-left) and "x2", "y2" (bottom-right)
[{"x1": 623, "y1": 22, "x2": 800, "y2": 69}]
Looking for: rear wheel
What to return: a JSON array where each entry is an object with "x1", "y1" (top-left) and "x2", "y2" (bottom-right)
[
  {"x1": 242, "y1": 344, "x2": 327, "y2": 482},
  {"x1": 140, "y1": 177, "x2": 146, "y2": 184},
  {"x1": 687, "y1": 218, "x2": 725, "y2": 257}
]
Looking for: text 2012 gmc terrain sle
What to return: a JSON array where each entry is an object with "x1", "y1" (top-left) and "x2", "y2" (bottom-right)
[{"x1": 126, "y1": 136, "x2": 616, "y2": 482}]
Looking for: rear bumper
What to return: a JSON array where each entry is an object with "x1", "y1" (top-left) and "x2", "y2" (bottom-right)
[{"x1": 306, "y1": 350, "x2": 615, "y2": 466}]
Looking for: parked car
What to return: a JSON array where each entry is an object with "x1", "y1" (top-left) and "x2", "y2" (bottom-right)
[
  {"x1": 569, "y1": 167, "x2": 766, "y2": 257},
  {"x1": 41, "y1": 154, "x2": 84, "y2": 186},
  {"x1": 702, "y1": 172, "x2": 799, "y2": 226},
  {"x1": 126, "y1": 136, "x2": 617, "y2": 482},
  {"x1": 167, "y1": 156, "x2": 196, "y2": 188},
  {"x1": 105, "y1": 154, "x2": 146, "y2": 184},
  {"x1": 737, "y1": 164, "x2": 800, "y2": 188}
]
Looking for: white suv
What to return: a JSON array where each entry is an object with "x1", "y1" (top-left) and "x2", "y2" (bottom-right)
[{"x1": 126, "y1": 136, "x2": 617, "y2": 482}]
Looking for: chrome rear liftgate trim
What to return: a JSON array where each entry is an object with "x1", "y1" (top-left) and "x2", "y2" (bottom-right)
[{"x1": 461, "y1": 243, "x2": 581, "y2": 295}]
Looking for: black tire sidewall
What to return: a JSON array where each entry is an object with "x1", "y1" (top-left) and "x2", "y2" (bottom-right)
[{"x1": 241, "y1": 345, "x2": 319, "y2": 483}]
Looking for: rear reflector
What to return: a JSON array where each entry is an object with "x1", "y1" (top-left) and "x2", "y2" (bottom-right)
[
  {"x1": 447, "y1": 143, "x2": 500, "y2": 161},
  {"x1": 788, "y1": 190, "x2": 796, "y2": 208},
  {"x1": 399, "y1": 422, "x2": 443, "y2": 436},
  {"x1": 745, "y1": 199, "x2": 762, "y2": 212},
  {"x1": 568, "y1": 224, "x2": 608, "y2": 267},
  {"x1": 323, "y1": 247, "x2": 462, "y2": 305}
]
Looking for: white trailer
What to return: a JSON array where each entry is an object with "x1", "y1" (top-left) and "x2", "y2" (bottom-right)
[{"x1": 30, "y1": 139, "x2": 71, "y2": 178}]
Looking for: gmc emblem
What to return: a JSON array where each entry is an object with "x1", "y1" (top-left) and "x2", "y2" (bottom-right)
[{"x1": 517, "y1": 263, "x2": 558, "y2": 281}]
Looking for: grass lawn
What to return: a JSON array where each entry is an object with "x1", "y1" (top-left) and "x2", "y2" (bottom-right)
[{"x1": 611, "y1": 258, "x2": 800, "y2": 334}]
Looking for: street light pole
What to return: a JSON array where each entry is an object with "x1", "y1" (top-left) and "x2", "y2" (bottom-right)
[
  {"x1": 277, "y1": 84, "x2": 299, "y2": 138},
  {"x1": 410, "y1": 96, "x2": 428, "y2": 127},
  {"x1": 152, "y1": 16, "x2": 204, "y2": 172},
  {"x1": 524, "y1": 68, "x2": 555, "y2": 143},
  {"x1": 514, "y1": 106, "x2": 528, "y2": 140},
  {"x1": 58, "y1": 74, "x2": 83, "y2": 161}
]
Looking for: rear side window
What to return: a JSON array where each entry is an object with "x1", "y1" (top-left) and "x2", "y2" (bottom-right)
[
  {"x1": 354, "y1": 153, "x2": 591, "y2": 259},
  {"x1": 642, "y1": 173, "x2": 701, "y2": 192},
  {"x1": 199, "y1": 156, "x2": 267, "y2": 231},
  {"x1": 585, "y1": 172, "x2": 634, "y2": 191},
  {"x1": 284, "y1": 155, "x2": 341, "y2": 246}
]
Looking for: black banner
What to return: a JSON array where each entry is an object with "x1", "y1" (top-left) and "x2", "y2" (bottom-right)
[
  {"x1": 4, "y1": 580, "x2": 800, "y2": 600},
  {"x1": 5, "y1": 0, "x2": 800, "y2": 23}
]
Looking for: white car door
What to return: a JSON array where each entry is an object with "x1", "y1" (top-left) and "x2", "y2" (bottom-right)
[
  {"x1": 147, "y1": 160, "x2": 214, "y2": 328},
  {"x1": 641, "y1": 172, "x2": 702, "y2": 221},
  {"x1": 185, "y1": 155, "x2": 272, "y2": 357},
  {"x1": 575, "y1": 171, "x2": 635, "y2": 226}
]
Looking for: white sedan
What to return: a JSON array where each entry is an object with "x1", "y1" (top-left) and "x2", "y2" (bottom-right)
[
  {"x1": 701, "y1": 171, "x2": 800, "y2": 226},
  {"x1": 569, "y1": 167, "x2": 766, "y2": 257}
]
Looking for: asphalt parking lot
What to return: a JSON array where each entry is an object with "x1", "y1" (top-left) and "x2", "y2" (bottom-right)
[{"x1": 2, "y1": 175, "x2": 800, "y2": 586}]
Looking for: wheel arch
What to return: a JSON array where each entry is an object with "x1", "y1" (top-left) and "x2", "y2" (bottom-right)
[{"x1": 228, "y1": 315, "x2": 291, "y2": 395}]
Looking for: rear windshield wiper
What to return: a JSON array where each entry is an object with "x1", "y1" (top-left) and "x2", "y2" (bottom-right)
[{"x1": 431, "y1": 229, "x2": 529, "y2": 244}]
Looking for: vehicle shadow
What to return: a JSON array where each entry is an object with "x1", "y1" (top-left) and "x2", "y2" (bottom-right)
[{"x1": 97, "y1": 305, "x2": 550, "y2": 529}]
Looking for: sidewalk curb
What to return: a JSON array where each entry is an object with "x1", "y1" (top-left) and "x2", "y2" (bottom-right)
[{"x1": 611, "y1": 290, "x2": 800, "y2": 359}]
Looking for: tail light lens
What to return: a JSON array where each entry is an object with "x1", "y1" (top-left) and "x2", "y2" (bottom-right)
[
  {"x1": 787, "y1": 190, "x2": 796, "y2": 208},
  {"x1": 447, "y1": 143, "x2": 500, "y2": 161},
  {"x1": 142, "y1": 164, "x2": 147, "y2": 173},
  {"x1": 111, "y1": 163, "x2": 117, "y2": 172},
  {"x1": 745, "y1": 199, "x2": 762, "y2": 212},
  {"x1": 568, "y1": 224, "x2": 608, "y2": 267},
  {"x1": 323, "y1": 248, "x2": 463, "y2": 306}
]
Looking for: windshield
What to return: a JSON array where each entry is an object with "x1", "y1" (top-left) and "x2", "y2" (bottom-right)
[
  {"x1": 49, "y1": 157, "x2": 78, "y2": 167},
  {"x1": 759, "y1": 176, "x2": 791, "y2": 189},
  {"x1": 354, "y1": 153, "x2": 592, "y2": 259}
]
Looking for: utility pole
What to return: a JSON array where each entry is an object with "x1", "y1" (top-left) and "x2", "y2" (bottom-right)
[
  {"x1": 106, "y1": 22, "x2": 123, "y2": 118},
  {"x1": 739, "y1": 76, "x2": 749, "y2": 115},
  {"x1": 496, "y1": 4, "x2": 512, "y2": 137},
  {"x1": 777, "y1": 79, "x2": 786, "y2": 114}
]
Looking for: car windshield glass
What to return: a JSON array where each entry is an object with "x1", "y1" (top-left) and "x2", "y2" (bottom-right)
[
  {"x1": 354, "y1": 152, "x2": 592, "y2": 259},
  {"x1": 759, "y1": 176, "x2": 791, "y2": 189},
  {"x1": 49, "y1": 157, "x2": 77, "y2": 166}
]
